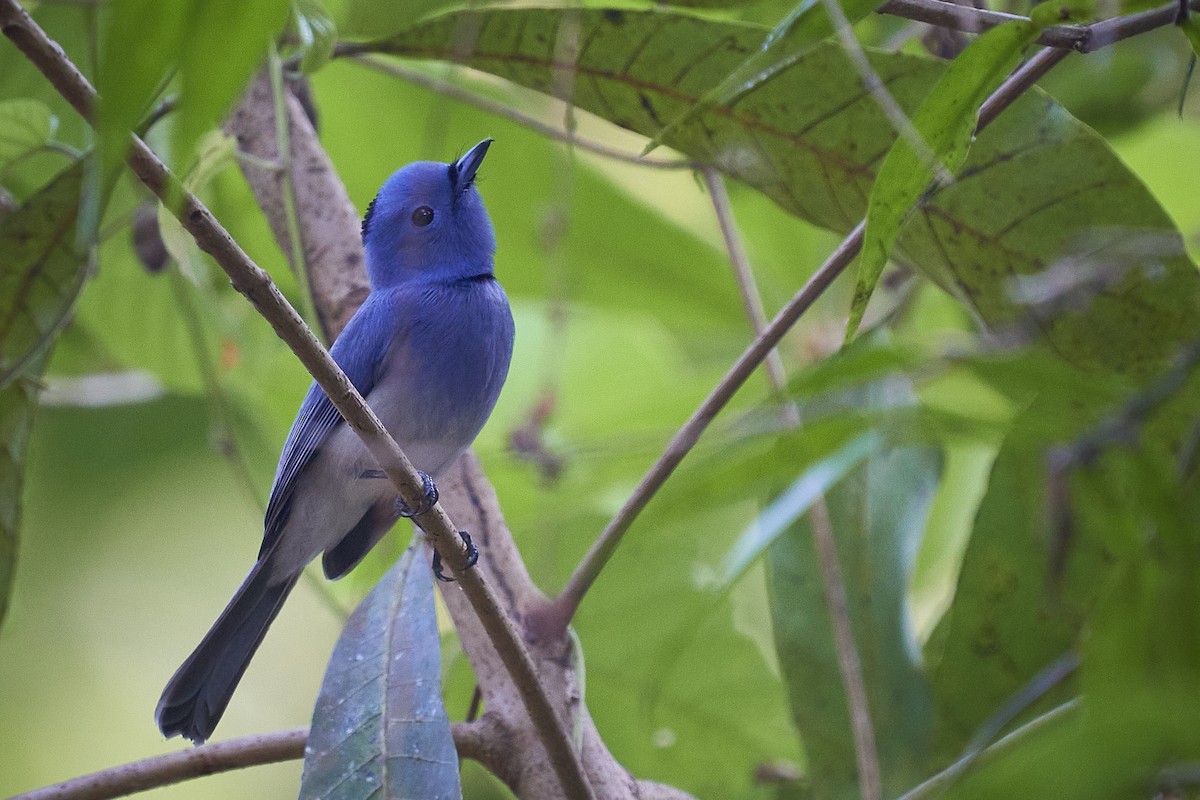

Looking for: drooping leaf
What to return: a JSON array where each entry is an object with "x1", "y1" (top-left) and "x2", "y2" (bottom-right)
[
  {"x1": 0, "y1": 98, "x2": 56, "y2": 169},
  {"x1": 0, "y1": 162, "x2": 91, "y2": 390},
  {"x1": 846, "y1": 20, "x2": 1041, "y2": 341},
  {"x1": 300, "y1": 542, "x2": 461, "y2": 800},
  {"x1": 767, "y1": 439, "x2": 941, "y2": 798},
  {"x1": 370, "y1": 7, "x2": 1200, "y2": 376},
  {"x1": 0, "y1": 350, "x2": 46, "y2": 630}
]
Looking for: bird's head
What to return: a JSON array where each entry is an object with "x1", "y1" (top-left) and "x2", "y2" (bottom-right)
[{"x1": 361, "y1": 139, "x2": 496, "y2": 288}]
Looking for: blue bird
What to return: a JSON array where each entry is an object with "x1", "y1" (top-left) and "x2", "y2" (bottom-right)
[{"x1": 156, "y1": 140, "x2": 514, "y2": 744}]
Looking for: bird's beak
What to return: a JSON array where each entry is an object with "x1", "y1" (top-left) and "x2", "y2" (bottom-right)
[{"x1": 453, "y1": 138, "x2": 492, "y2": 191}]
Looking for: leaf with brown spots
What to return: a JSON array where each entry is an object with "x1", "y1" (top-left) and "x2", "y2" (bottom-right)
[
  {"x1": 0, "y1": 161, "x2": 90, "y2": 390},
  {"x1": 368, "y1": 7, "x2": 1200, "y2": 376}
]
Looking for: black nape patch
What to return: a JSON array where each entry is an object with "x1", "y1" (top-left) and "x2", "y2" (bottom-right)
[{"x1": 361, "y1": 195, "x2": 378, "y2": 241}]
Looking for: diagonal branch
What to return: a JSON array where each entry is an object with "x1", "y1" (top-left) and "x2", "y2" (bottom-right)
[
  {"x1": 553, "y1": 46, "x2": 1073, "y2": 630},
  {"x1": 878, "y1": 0, "x2": 1200, "y2": 51},
  {"x1": 0, "y1": 4, "x2": 593, "y2": 799}
]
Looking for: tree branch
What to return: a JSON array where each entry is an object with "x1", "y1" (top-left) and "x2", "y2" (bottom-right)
[
  {"x1": 553, "y1": 46, "x2": 1073, "y2": 629},
  {"x1": 877, "y1": 0, "x2": 1199, "y2": 52},
  {"x1": 8, "y1": 729, "x2": 309, "y2": 800},
  {"x1": 0, "y1": 5, "x2": 593, "y2": 799}
]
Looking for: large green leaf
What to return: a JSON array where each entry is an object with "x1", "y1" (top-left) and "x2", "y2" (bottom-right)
[
  {"x1": 300, "y1": 542, "x2": 461, "y2": 800},
  {"x1": 939, "y1": 446, "x2": 1200, "y2": 800},
  {"x1": 767, "y1": 440, "x2": 941, "y2": 798},
  {"x1": 847, "y1": 20, "x2": 1040, "y2": 340},
  {"x1": 0, "y1": 162, "x2": 90, "y2": 389},
  {"x1": 368, "y1": 7, "x2": 1200, "y2": 376},
  {"x1": 647, "y1": 0, "x2": 885, "y2": 152}
]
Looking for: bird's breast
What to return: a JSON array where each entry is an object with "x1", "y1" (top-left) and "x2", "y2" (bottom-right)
[{"x1": 367, "y1": 278, "x2": 514, "y2": 475}]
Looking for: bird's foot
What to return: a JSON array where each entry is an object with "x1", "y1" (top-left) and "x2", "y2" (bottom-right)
[
  {"x1": 392, "y1": 471, "x2": 439, "y2": 518},
  {"x1": 433, "y1": 530, "x2": 478, "y2": 583}
]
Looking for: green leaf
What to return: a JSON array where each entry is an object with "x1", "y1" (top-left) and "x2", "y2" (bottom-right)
[
  {"x1": 0, "y1": 162, "x2": 91, "y2": 390},
  {"x1": 96, "y1": 1, "x2": 188, "y2": 182},
  {"x1": 97, "y1": 0, "x2": 288, "y2": 185},
  {"x1": 924, "y1": 412, "x2": 1101, "y2": 758},
  {"x1": 1181, "y1": 14, "x2": 1200, "y2": 58},
  {"x1": 846, "y1": 21, "x2": 1041, "y2": 342},
  {"x1": 178, "y1": 0, "x2": 291, "y2": 165},
  {"x1": 301, "y1": 542, "x2": 461, "y2": 800},
  {"x1": 645, "y1": 0, "x2": 884, "y2": 154},
  {"x1": 0, "y1": 99, "x2": 56, "y2": 169},
  {"x1": 768, "y1": 440, "x2": 941, "y2": 797},
  {"x1": 293, "y1": 0, "x2": 339, "y2": 74},
  {"x1": 0, "y1": 350, "x2": 47, "y2": 630},
  {"x1": 940, "y1": 447, "x2": 1200, "y2": 800},
  {"x1": 718, "y1": 429, "x2": 879, "y2": 587},
  {"x1": 372, "y1": 7, "x2": 1200, "y2": 377}
]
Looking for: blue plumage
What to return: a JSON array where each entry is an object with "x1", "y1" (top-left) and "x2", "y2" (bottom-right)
[{"x1": 157, "y1": 140, "x2": 514, "y2": 744}]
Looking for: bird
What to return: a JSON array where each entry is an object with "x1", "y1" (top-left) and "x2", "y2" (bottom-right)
[{"x1": 156, "y1": 139, "x2": 515, "y2": 744}]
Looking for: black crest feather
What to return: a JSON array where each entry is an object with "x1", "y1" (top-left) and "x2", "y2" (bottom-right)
[{"x1": 361, "y1": 195, "x2": 378, "y2": 241}]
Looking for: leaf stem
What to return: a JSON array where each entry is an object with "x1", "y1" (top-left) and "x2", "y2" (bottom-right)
[
  {"x1": 349, "y1": 55, "x2": 692, "y2": 170},
  {"x1": 267, "y1": 43, "x2": 322, "y2": 341}
]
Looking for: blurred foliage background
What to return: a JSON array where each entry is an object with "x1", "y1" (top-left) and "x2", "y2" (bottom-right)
[{"x1": 4, "y1": 0, "x2": 1200, "y2": 798}]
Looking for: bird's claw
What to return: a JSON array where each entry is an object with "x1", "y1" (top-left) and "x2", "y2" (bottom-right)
[
  {"x1": 394, "y1": 471, "x2": 439, "y2": 518},
  {"x1": 432, "y1": 530, "x2": 478, "y2": 582}
]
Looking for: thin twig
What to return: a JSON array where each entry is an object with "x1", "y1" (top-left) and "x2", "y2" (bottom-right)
[
  {"x1": 0, "y1": 5, "x2": 594, "y2": 798},
  {"x1": 8, "y1": 723, "x2": 487, "y2": 800},
  {"x1": 894, "y1": 699, "x2": 1081, "y2": 800},
  {"x1": 704, "y1": 166, "x2": 878, "y2": 799},
  {"x1": 350, "y1": 55, "x2": 692, "y2": 170},
  {"x1": 553, "y1": 47, "x2": 1072, "y2": 627},
  {"x1": 810, "y1": 498, "x2": 882, "y2": 800},
  {"x1": 701, "y1": 167, "x2": 793, "y2": 412},
  {"x1": 877, "y1": 0, "x2": 1199, "y2": 52},
  {"x1": 552, "y1": 221, "x2": 867, "y2": 627},
  {"x1": 268, "y1": 43, "x2": 322, "y2": 339},
  {"x1": 823, "y1": 0, "x2": 953, "y2": 186},
  {"x1": 8, "y1": 729, "x2": 309, "y2": 800}
]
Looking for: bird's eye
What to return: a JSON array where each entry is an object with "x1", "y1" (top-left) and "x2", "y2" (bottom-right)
[{"x1": 411, "y1": 206, "x2": 434, "y2": 227}]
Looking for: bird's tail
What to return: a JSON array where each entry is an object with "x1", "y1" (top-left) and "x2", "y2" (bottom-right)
[{"x1": 156, "y1": 560, "x2": 299, "y2": 744}]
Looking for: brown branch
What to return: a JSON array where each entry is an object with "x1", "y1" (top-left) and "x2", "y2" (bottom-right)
[
  {"x1": 0, "y1": 4, "x2": 593, "y2": 799},
  {"x1": 553, "y1": 46, "x2": 1073, "y2": 629},
  {"x1": 878, "y1": 0, "x2": 1199, "y2": 52},
  {"x1": 10, "y1": 723, "x2": 515, "y2": 800},
  {"x1": 8, "y1": 729, "x2": 309, "y2": 800}
]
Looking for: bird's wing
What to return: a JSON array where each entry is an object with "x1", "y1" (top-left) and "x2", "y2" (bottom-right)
[{"x1": 260, "y1": 292, "x2": 398, "y2": 556}]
